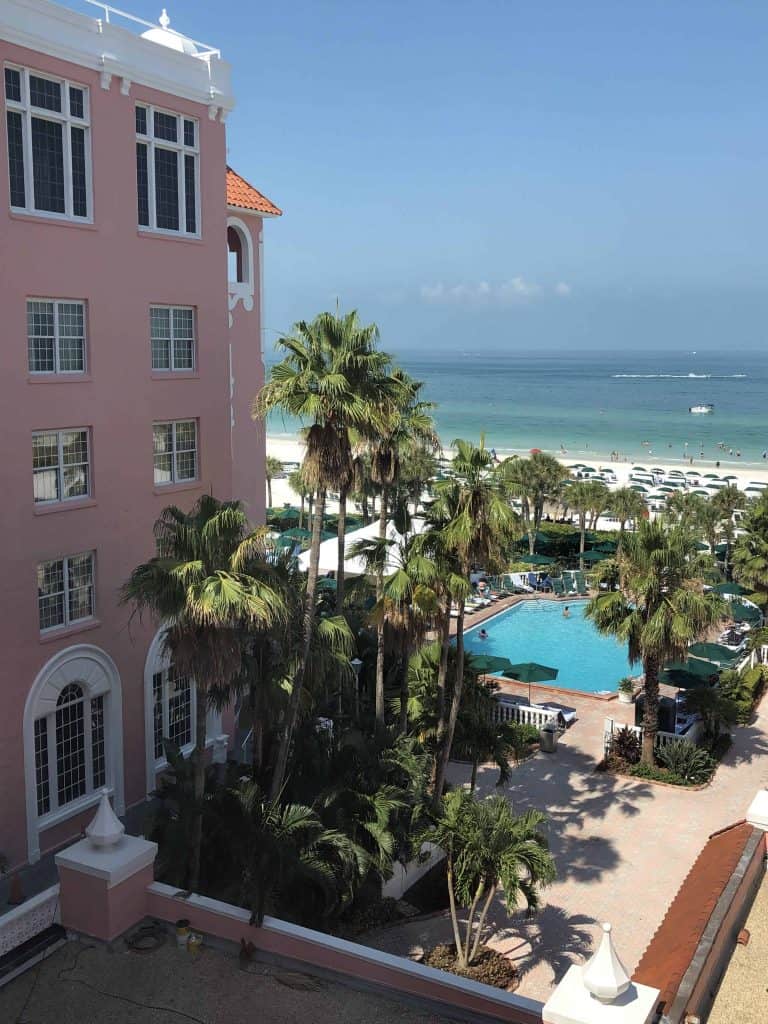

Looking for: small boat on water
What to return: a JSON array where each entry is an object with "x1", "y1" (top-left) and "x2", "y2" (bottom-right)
[{"x1": 689, "y1": 404, "x2": 714, "y2": 415}]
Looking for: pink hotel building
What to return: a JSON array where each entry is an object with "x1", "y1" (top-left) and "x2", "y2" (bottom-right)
[{"x1": 0, "y1": 0, "x2": 281, "y2": 869}]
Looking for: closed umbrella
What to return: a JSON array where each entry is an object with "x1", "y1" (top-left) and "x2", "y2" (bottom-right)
[{"x1": 502, "y1": 661, "x2": 559, "y2": 705}]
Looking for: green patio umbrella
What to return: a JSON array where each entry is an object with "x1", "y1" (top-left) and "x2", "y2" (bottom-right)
[
  {"x1": 502, "y1": 661, "x2": 559, "y2": 705},
  {"x1": 581, "y1": 549, "x2": 609, "y2": 562},
  {"x1": 595, "y1": 541, "x2": 617, "y2": 553},
  {"x1": 279, "y1": 527, "x2": 312, "y2": 541},
  {"x1": 730, "y1": 602, "x2": 761, "y2": 624},
  {"x1": 520, "y1": 531, "x2": 553, "y2": 548},
  {"x1": 518, "y1": 553, "x2": 555, "y2": 565},
  {"x1": 317, "y1": 577, "x2": 337, "y2": 592},
  {"x1": 711, "y1": 581, "x2": 750, "y2": 596},
  {"x1": 467, "y1": 653, "x2": 516, "y2": 676},
  {"x1": 687, "y1": 642, "x2": 740, "y2": 665},
  {"x1": 659, "y1": 668, "x2": 716, "y2": 689},
  {"x1": 695, "y1": 541, "x2": 710, "y2": 551}
]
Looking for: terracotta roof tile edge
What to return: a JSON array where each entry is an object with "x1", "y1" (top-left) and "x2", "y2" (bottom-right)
[
  {"x1": 708, "y1": 819, "x2": 746, "y2": 839},
  {"x1": 226, "y1": 165, "x2": 282, "y2": 217}
]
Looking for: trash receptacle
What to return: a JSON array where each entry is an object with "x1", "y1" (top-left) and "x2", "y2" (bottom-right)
[{"x1": 539, "y1": 722, "x2": 558, "y2": 753}]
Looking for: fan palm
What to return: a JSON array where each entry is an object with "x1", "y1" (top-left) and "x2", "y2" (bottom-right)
[
  {"x1": 586, "y1": 520, "x2": 724, "y2": 764},
  {"x1": 253, "y1": 313, "x2": 390, "y2": 793},
  {"x1": 429, "y1": 790, "x2": 555, "y2": 969},
  {"x1": 609, "y1": 486, "x2": 648, "y2": 545},
  {"x1": 121, "y1": 496, "x2": 286, "y2": 889},
  {"x1": 502, "y1": 453, "x2": 564, "y2": 553},
  {"x1": 430, "y1": 438, "x2": 518, "y2": 801},
  {"x1": 565, "y1": 480, "x2": 608, "y2": 567},
  {"x1": 733, "y1": 491, "x2": 768, "y2": 603},
  {"x1": 265, "y1": 455, "x2": 283, "y2": 509}
]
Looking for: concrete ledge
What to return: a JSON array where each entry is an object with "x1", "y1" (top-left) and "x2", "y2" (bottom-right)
[
  {"x1": 746, "y1": 789, "x2": 768, "y2": 830},
  {"x1": 55, "y1": 836, "x2": 156, "y2": 889}
]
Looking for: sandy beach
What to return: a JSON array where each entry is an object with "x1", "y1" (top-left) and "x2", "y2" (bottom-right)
[{"x1": 265, "y1": 434, "x2": 768, "y2": 514}]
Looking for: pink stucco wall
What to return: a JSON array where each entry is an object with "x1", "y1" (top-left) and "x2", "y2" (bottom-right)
[{"x1": 0, "y1": 36, "x2": 265, "y2": 868}]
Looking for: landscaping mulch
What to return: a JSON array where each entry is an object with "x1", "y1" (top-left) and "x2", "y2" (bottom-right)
[{"x1": 423, "y1": 943, "x2": 519, "y2": 990}]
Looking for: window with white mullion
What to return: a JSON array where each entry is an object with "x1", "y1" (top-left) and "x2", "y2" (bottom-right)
[
  {"x1": 150, "y1": 305, "x2": 195, "y2": 371},
  {"x1": 32, "y1": 427, "x2": 90, "y2": 504},
  {"x1": 135, "y1": 103, "x2": 198, "y2": 235},
  {"x1": 5, "y1": 65, "x2": 91, "y2": 220}
]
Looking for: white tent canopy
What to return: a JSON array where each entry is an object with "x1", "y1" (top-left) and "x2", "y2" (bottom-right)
[{"x1": 297, "y1": 519, "x2": 425, "y2": 577}]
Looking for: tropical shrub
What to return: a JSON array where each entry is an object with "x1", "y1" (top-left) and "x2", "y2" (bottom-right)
[
  {"x1": 655, "y1": 741, "x2": 715, "y2": 785},
  {"x1": 627, "y1": 762, "x2": 686, "y2": 786},
  {"x1": 610, "y1": 726, "x2": 641, "y2": 765}
]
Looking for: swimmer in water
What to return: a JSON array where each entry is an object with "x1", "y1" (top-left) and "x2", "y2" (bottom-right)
[
  {"x1": 478, "y1": 628, "x2": 489, "y2": 640},
  {"x1": 563, "y1": 606, "x2": 570, "y2": 618}
]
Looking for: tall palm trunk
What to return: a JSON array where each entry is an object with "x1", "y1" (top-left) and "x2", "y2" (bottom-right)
[
  {"x1": 579, "y1": 512, "x2": 586, "y2": 570},
  {"x1": 431, "y1": 607, "x2": 452, "y2": 792},
  {"x1": 361, "y1": 493, "x2": 370, "y2": 525},
  {"x1": 270, "y1": 488, "x2": 326, "y2": 798},
  {"x1": 298, "y1": 494, "x2": 305, "y2": 530},
  {"x1": 641, "y1": 654, "x2": 659, "y2": 765},
  {"x1": 434, "y1": 602, "x2": 466, "y2": 803},
  {"x1": 267, "y1": 478, "x2": 273, "y2": 508},
  {"x1": 189, "y1": 682, "x2": 208, "y2": 891},
  {"x1": 399, "y1": 652, "x2": 409, "y2": 735},
  {"x1": 375, "y1": 486, "x2": 388, "y2": 730},
  {"x1": 336, "y1": 482, "x2": 348, "y2": 613}
]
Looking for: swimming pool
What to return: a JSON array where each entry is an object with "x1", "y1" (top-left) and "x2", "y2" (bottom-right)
[{"x1": 464, "y1": 601, "x2": 641, "y2": 694}]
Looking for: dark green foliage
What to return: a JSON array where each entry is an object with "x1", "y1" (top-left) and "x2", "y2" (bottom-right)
[
  {"x1": 610, "y1": 726, "x2": 642, "y2": 765},
  {"x1": 655, "y1": 741, "x2": 716, "y2": 784}
]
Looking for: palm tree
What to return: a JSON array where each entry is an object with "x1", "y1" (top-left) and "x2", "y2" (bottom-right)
[
  {"x1": 121, "y1": 496, "x2": 286, "y2": 889},
  {"x1": 429, "y1": 790, "x2": 555, "y2": 969},
  {"x1": 664, "y1": 490, "x2": 705, "y2": 530},
  {"x1": 694, "y1": 498, "x2": 723, "y2": 560},
  {"x1": 733, "y1": 491, "x2": 768, "y2": 601},
  {"x1": 609, "y1": 487, "x2": 647, "y2": 545},
  {"x1": 254, "y1": 313, "x2": 389, "y2": 794},
  {"x1": 712, "y1": 485, "x2": 743, "y2": 576},
  {"x1": 367, "y1": 372, "x2": 437, "y2": 729},
  {"x1": 265, "y1": 455, "x2": 283, "y2": 509},
  {"x1": 430, "y1": 438, "x2": 518, "y2": 801},
  {"x1": 565, "y1": 480, "x2": 608, "y2": 568},
  {"x1": 586, "y1": 520, "x2": 724, "y2": 764},
  {"x1": 288, "y1": 467, "x2": 312, "y2": 529},
  {"x1": 503, "y1": 453, "x2": 564, "y2": 553}
]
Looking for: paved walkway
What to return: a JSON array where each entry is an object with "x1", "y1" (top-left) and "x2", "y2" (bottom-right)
[{"x1": 366, "y1": 690, "x2": 768, "y2": 1003}]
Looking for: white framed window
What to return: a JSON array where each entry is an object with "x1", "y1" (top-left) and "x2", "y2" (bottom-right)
[
  {"x1": 152, "y1": 664, "x2": 193, "y2": 759},
  {"x1": 4, "y1": 64, "x2": 91, "y2": 221},
  {"x1": 27, "y1": 298, "x2": 86, "y2": 374},
  {"x1": 33, "y1": 428, "x2": 90, "y2": 504},
  {"x1": 24, "y1": 644, "x2": 124, "y2": 860},
  {"x1": 38, "y1": 551, "x2": 94, "y2": 632},
  {"x1": 153, "y1": 420, "x2": 198, "y2": 485},
  {"x1": 150, "y1": 306, "x2": 195, "y2": 371},
  {"x1": 136, "y1": 104, "x2": 199, "y2": 235}
]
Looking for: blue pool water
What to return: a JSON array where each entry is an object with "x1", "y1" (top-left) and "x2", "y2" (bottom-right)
[{"x1": 464, "y1": 601, "x2": 641, "y2": 694}]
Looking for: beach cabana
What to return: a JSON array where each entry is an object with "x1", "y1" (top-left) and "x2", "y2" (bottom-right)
[{"x1": 629, "y1": 484, "x2": 649, "y2": 492}]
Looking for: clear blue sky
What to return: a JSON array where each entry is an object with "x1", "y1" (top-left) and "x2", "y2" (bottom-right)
[{"x1": 108, "y1": 2, "x2": 768, "y2": 352}]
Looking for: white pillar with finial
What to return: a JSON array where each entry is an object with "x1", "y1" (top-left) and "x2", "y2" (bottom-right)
[{"x1": 543, "y1": 922, "x2": 659, "y2": 1024}]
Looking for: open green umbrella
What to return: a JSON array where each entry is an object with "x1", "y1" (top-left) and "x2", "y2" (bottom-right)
[
  {"x1": 502, "y1": 661, "x2": 559, "y2": 704},
  {"x1": 520, "y1": 531, "x2": 553, "y2": 548},
  {"x1": 659, "y1": 668, "x2": 716, "y2": 689},
  {"x1": 712, "y1": 581, "x2": 750, "y2": 596},
  {"x1": 519, "y1": 553, "x2": 555, "y2": 565},
  {"x1": 695, "y1": 541, "x2": 710, "y2": 551},
  {"x1": 595, "y1": 541, "x2": 617, "y2": 553},
  {"x1": 467, "y1": 653, "x2": 516, "y2": 676},
  {"x1": 731, "y1": 602, "x2": 762, "y2": 624},
  {"x1": 581, "y1": 549, "x2": 609, "y2": 562},
  {"x1": 279, "y1": 527, "x2": 312, "y2": 541},
  {"x1": 317, "y1": 577, "x2": 337, "y2": 592},
  {"x1": 687, "y1": 642, "x2": 740, "y2": 665}
]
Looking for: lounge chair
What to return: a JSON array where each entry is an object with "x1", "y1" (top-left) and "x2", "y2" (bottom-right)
[
  {"x1": 551, "y1": 578, "x2": 565, "y2": 597},
  {"x1": 576, "y1": 577, "x2": 588, "y2": 596},
  {"x1": 527, "y1": 572, "x2": 542, "y2": 591}
]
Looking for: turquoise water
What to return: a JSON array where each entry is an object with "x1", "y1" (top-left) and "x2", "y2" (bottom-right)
[
  {"x1": 266, "y1": 349, "x2": 768, "y2": 467},
  {"x1": 464, "y1": 600, "x2": 641, "y2": 694}
]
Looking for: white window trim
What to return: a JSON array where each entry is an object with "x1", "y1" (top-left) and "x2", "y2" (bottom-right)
[
  {"x1": 23, "y1": 644, "x2": 124, "y2": 863},
  {"x1": 150, "y1": 304, "x2": 196, "y2": 372},
  {"x1": 153, "y1": 419, "x2": 198, "y2": 486},
  {"x1": 136, "y1": 103, "x2": 200, "y2": 238},
  {"x1": 33, "y1": 427, "x2": 90, "y2": 505},
  {"x1": 27, "y1": 297, "x2": 87, "y2": 376},
  {"x1": 5, "y1": 63, "x2": 93, "y2": 223},
  {"x1": 143, "y1": 629, "x2": 221, "y2": 795},
  {"x1": 38, "y1": 550, "x2": 95, "y2": 634},
  {"x1": 226, "y1": 216, "x2": 255, "y2": 327}
]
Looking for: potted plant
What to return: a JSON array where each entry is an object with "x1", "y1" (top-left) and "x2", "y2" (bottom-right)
[{"x1": 617, "y1": 677, "x2": 635, "y2": 704}]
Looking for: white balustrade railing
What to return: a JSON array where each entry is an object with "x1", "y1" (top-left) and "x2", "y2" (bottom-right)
[
  {"x1": 602, "y1": 717, "x2": 703, "y2": 754},
  {"x1": 494, "y1": 699, "x2": 559, "y2": 729},
  {"x1": 0, "y1": 884, "x2": 60, "y2": 957}
]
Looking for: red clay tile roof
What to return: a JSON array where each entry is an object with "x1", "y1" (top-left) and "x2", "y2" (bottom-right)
[
  {"x1": 633, "y1": 821, "x2": 757, "y2": 1016},
  {"x1": 226, "y1": 167, "x2": 282, "y2": 216}
]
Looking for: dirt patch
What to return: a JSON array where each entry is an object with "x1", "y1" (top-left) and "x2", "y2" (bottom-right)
[{"x1": 423, "y1": 943, "x2": 519, "y2": 990}]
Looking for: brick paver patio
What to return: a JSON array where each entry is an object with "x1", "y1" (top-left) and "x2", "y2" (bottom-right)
[{"x1": 365, "y1": 686, "x2": 768, "y2": 1003}]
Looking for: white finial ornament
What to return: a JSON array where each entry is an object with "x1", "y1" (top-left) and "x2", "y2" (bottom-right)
[
  {"x1": 581, "y1": 923, "x2": 631, "y2": 1003},
  {"x1": 159, "y1": 9, "x2": 170, "y2": 30},
  {"x1": 85, "y1": 789, "x2": 125, "y2": 848}
]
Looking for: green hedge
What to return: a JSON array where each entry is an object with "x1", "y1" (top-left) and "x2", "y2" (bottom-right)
[{"x1": 740, "y1": 665, "x2": 766, "y2": 701}]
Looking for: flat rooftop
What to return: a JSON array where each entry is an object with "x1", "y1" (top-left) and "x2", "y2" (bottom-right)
[
  {"x1": 2, "y1": 937, "x2": 456, "y2": 1023},
  {"x1": 708, "y1": 870, "x2": 768, "y2": 1024}
]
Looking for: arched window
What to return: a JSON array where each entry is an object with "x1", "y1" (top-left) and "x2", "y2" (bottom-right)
[
  {"x1": 227, "y1": 225, "x2": 244, "y2": 283},
  {"x1": 24, "y1": 645, "x2": 123, "y2": 861}
]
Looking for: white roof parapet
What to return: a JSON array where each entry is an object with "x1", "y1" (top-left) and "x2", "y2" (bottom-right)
[
  {"x1": 746, "y1": 788, "x2": 768, "y2": 831},
  {"x1": 2, "y1": 0, "x2": 234, "y2": 112}
]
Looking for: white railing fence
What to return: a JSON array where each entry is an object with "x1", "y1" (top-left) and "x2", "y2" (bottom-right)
[
  {"x1": 494, "y1": 699, "x2": 559, "y2": 730},
  {"x1": 0, "y1": 884, "x2": 60, "y2": 957},
  {"x1": 602, "y1": 717, "x2": 705, "y2": 755}
]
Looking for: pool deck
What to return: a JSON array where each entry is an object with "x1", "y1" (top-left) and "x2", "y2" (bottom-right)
[{"x1": 364, "y1": 683, "x2": 768, "y2": 1005}]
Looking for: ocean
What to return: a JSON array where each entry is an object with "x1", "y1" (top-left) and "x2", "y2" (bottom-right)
[{"x1": 266, "y1": 348, "x2": 768, "y2": 468}]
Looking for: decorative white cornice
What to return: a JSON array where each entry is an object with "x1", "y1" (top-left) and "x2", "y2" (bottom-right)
[{"x1": 2, "y1": 0, "x2": 235, "y2": 112}]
